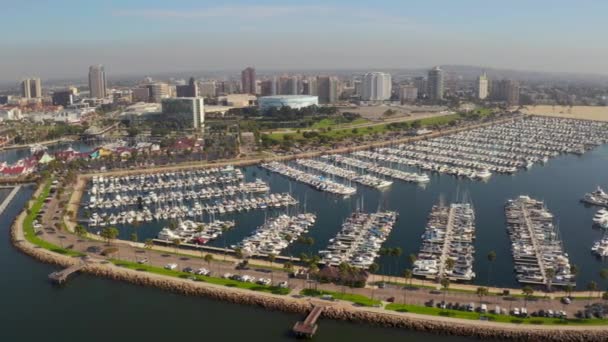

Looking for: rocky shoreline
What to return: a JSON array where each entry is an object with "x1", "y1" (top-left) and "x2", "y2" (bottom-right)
[{"x1": 11, "y1": 188, "x2": 608, "y2": 341}]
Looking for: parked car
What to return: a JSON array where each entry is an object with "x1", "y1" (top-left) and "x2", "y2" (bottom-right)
[
  {"x1": 182, "y1": 267, "x2": 194, "y2": 273},
  {"x1": 137, "y1": 258, "x2": 148, "y2": 264},
  {"x1": 561, "y1": 297, "x2": 571, "y2": 304},
  {"x1": 256, "y1": 278, "x2": 271, "y2": 286},
  {"x1": 278, "y1": 281, "x2": 289, "y2": 289},
  {"x1": 164, "y1": 263, "x2": 177, "y2": 270},
  {"x1": 196, "y1": 268, "x2": 210, "y2": 276}
]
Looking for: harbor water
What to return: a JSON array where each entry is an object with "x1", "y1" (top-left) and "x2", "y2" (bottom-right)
[
  {"x1": 82, "y1": 144, "x2": 608, "y2": 290},
  {"x1": 0, "y1": 188, "x2": 483, "y2": 341}
]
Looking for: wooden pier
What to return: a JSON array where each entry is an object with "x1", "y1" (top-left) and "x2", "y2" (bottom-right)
[
  {"x1": 48, "y1": 262, "x2": 86, "y2": 284},
  {"x1": 292, "y1": 305, "x2": 324, "y2": 338},
  {"x1": 0, "y1": 185, "x2": 21, "y2": 217}
]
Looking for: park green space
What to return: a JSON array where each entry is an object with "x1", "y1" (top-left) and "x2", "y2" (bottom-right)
[{"x1": 300, "y1": 288, "x2": 381, "y2": 307}]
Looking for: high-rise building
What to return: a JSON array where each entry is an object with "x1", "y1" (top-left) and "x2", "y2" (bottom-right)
[
  {"x1": 88, "y1": 65, "x2": 107, "y2": 99},
  {"x1": 260, "y1": 79, "x2": 276, "y2": 96},
  {"x1": 161, "y1": 97, "x2": 205, "y2": 131},
  {"x1": 413, "y1": 77, "x2": 427, "y2": 98},
  {"x1": 52, "y1": 90, "x2": 74, "y2": 107},
  {"x1": 176, "y1": 77, "x2": 198, "y2": 97},
  {"x1": 317, "y1": 76, "x2": 339, "y2": 104},
  {"x1": 302, "y1": 76, "x2": 318, "y2": 96},
  {"x1": 361, "y1": 72, "x2": 392, "y2": 101},
  {"x1": 199, "y1": 81, "x2": 217, "y2": 98},
  {"x1": 21, "y1": 78, "x2": 42, "y2": 98},
  {"x1": 147, "y1": 82, "x2": 170, "y2": 103},
  {"x1": 131, "y1": 87, "x2": 151, "y2": 102},
  {"x1": 399, "y1": 85, "x2": 418, "y2": 104},
  {"x1": 477, "y1": 72, "x2": 489, "y2": 100},
  {"x1": 427, "y1": 66, "x2": 444, "y2": 101},
  {"x1": 492, "y1": 79, "x2": 520, "y2": 106},
  {"x1": 241, "y1": 67, "x2": 256, "y2": 94}
]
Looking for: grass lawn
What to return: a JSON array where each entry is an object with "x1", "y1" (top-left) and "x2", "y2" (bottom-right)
[
  {"x1": 111, "y1": 260, "x2": 290, "y2": 295},
  {"x1": 385, "y1": 303, "x2": 608, "y2": 326},
  {"x1": 300, "y1": 288, "x2": 381, "y2": 307},
  {"x1": 22, "y1": 181, "x2": 84, "y2": 257},
  {"x1": 310, "y1": 118, "x2": 368, "y2": 130}
]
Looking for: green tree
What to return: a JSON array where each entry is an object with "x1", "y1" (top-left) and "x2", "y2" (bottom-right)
[
  {"x1": 476, "y1": 287, "x2": 489, "y2": 316},
  {"x1": 522, "y1": 286, "x2": 534, "y2": 309},
  {"x1": 74, "y1": 224, "x2": 87, "y2": 238},
  {"x1": 100, "y1": 227, "x2": 119, "y2": 245},
  {"x1": 588, "y1": 281, "x2": 598, "y2": 303},
  {"x1": 403, "y1": 269, "x2": 413, "y2": 304},
  {"x1": 440, "y1": 277, "x2": 450, "y2": 304},
  {"x1": 545, "y1": 268, "x2": 555, "y2": 292},
  {"x1": 204, "y1": 253, "x2": 215, "y2": 274},
  {"x1": 368, "y1": 263, "x2": 379, "y2": 300},
  {"x1": 487, "y1": 250, "x2": 496, "y2": 284}
]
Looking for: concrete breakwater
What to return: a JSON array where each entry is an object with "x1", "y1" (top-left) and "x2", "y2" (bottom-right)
[{"x1": 10, "y1": 208, "x2": 608, "y2": 342}]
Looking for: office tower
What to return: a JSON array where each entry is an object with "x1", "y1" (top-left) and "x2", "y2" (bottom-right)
[
  {"x1": 399, "y1": 85, "x2": 418, "y2": 104},
  {"x1": 353, "y1": 80, "x2": 362, "y2": 97},
  {"x1": 302, "y1": 76, "x2": 318, "y2": 96},
  {"x1": 52, "y1": 90, "x2": 74, "y2": 107},
  {"x1": 88, "y1": 65, "x2": 107, "y2": 99},
  {"x1": 161, "y1": 97, "x2": 205, "y2": 131},
  {"x1": 361, "y1": 72, "x2": 392, "y2": 101},
  {"x1": 241, "y1": 67, "x2": 256, "y2": 94},
  {"x1": 176, "y1": 77, "x2": 198, "y2": 98},
  {"x1": 317, "y1": 76, "x2": 339, "y2": 104},
  {"x1": 427, "y1": 66, "x2": 444, "y2": 101},
  {"x1": 147, "y1": 82, "x2": 170, "y2": 103},
  {"x1": 21, "y1": 78, "x2": 42, "y2": 98},
  {"x1": 413, "y1": 77, "x2": 427, "y2": 98},
  {"x1": 260, "y1": 79, "x2": 276, "y2": 96},
  {"x1": 477, "y1": 72, "x2": 489, "y2": 99},
  {"x1": 199, "y1": 81, "x2": 217, "y2": 98},
  {"x1": 131, "y1": 87, "x2": 151, "y2": 102},
  {"x1": 492, "y1": 79, "x2": 520, "y2": 106}
]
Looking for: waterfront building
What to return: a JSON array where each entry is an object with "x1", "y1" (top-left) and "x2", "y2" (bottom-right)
[
  {"x1": 161, "y1": 97, "x2": 205, "y2": 130},
  {"x1": 88, "y1": 65, "x2": 107, "y2": 99},
  {"x1": 492, "y1": 79, "x2": 520, "y2": 106},
  {"x1": 362, "y1": 72, "x2": 392, "y2": 101},
  {"x1": 52, "y1": 90, "x2": 74, "y2": 107},
  {"x1": 399, "y1": 85, "x2": 418, "y2": 104},
  {"x1": 241, "y1": 67, "x2": 256, "y2": 94},
  {"x1": 258, "y1": 95, "x2": 318, "y2": 112},
  {"x1": 176, "y1": 77, "x2": 198, "y2": 97},
  {"x1": 477, "y1": 72, "x2": 489, "y2": 99},
  {"x1": 427, "y1": 66, "x2": 444, "y2": 101},
  {"x1": 21, "y1": 78, "x2": 42, "y2": 98},
  {"x1": 317, "y1": 76, "x2": 338, "y2": 104}
]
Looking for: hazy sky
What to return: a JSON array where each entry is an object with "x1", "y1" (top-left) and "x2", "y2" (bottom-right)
[{"x1": 2, "y1": 0, "x2": 608, "y2": 82}]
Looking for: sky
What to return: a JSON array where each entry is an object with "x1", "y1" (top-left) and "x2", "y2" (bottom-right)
[{"x1": 2, "y1": 0, "x2": 608, "y2": 82}]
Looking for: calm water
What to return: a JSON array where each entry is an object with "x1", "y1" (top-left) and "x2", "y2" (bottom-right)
[
  {"x1": 0, "y1": 188, "x2": 482, "y2": 341},
  {"x1": 0, "y1": 141, "x2": 96, "y2": 164},
  {"x1": 82, "y1": 144, "x2": 608, "y2": 290}
]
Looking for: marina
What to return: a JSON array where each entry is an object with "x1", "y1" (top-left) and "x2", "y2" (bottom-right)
[
  {"x1": 505, "y1": 196, "x2": 575, "y2": 287},
  {"x1": 413, "y1": 202, "x2": 476, "y2": 281},
  {"x1": 319, "y1": 210, "x2": 397, "y2": 268},
  {"x1": 157, "y1": 219, "x2": 235, "y2": 245},
  {"x1": 321, "y1": 154, "x2": 430, "y2": 184}
]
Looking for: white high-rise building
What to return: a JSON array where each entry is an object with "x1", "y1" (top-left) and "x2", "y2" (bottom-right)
[
  {"x1": 88, "y1": 65, "x2": 107, "y2": 99},
  {"x1": 427, "y1": 66, "x2": 444, "y2": 101},
  {"x1": 362, "y1": 72, "x2": 392, "y2": 101},
  {"x1": 477, "y1": 72, "x2": 489, "y2": 100}
]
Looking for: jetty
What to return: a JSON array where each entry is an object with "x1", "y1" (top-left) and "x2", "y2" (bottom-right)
[
  {"x1": 0, "y1": 185, "x2": 22, "y2": 217},
  {"x1": 293, "y1": 305, "x2": 324, "y2": 338},
  {"x1": 48, "y1": 262, "x2": 86, "y2": 284}
]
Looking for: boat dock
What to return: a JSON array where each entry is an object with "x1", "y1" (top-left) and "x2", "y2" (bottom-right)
[
  {"x1": 292, "y1": 305, "x2": 324, "y2": 338},
  {"x1": 0, "y1": 185, "x2": 22, "y2": 217},
  {"x1": 48, "y1": 262, "x2": 86, "y2": 284}
]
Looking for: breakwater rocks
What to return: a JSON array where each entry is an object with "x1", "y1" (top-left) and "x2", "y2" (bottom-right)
[{"x1": 10, "y1": 210, "x2": 608, "y2": 341}]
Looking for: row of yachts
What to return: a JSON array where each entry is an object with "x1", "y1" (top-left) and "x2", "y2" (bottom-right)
[
  {"x1": 295, "y1": 158, "x2": 393, "y2": 190},
  {"x1": 319, "y1": 211, "x2": 398, "y2": 269},
  {"x1": 157, "y1": 219, "x2": 236, "y2": 245},
  {"x1": 260, "y1": 161, "x2": 356, "y2": 196},
  {"x1": 413, "y1": 203, "x2": 476, "y2": 281},
  {"x1": 87, "y1": 193, "x2": 299, "y2": 227},
  {"x1": 90, "y1": 166, "x2": 244, "y2": 195},
  {"x1": 233, "y1": 213, "x2": 317, "y2": 256},
  {"x1": 86, "y1": 179, "x2": 270, "y2": 210},
  {"x1": 505, "y1": 196, "x2": 575, "y2": 286},
  {"x1": 320, "y1": 154, "x2": 430, "y2": 184}
]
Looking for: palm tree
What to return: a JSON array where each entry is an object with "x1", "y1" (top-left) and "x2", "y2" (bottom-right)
[
  {"x1": 144, "y1": 238, "x2": 153, "y2": 260},
  {"x1": 130, "y1": 232, "x2": 138, "y2": 261},
  {"x1": 268, "y1": 254, "x2": 277, "y2": 284},
  {"x1": 588, "y1": 281, "x2": 598, "y2": 304},
  {"x1": 487, "y1": 250, "x2": 496, "y2": 284},
  {"x1": 379, "y1": 248, "x2": 389, "y2": 282},
  {"x1": 203, "y1": 254, "x2": 215, "y2": 275},
  {"x1": 564, "y1": 284, "x2": 574, "y2": 298},
  {"x1": 440, "y1": 277, "x2": 450, "y2": 304},
  {"x1": 600, "y1": 269, "x2": 608, "y2": 293},
  {"x1": 476, "y1": 287, "x2": 489, "y2": 316},
  {"x1": 339, "y1": 262, "x2": 351, "y2": 294},
  {"x1": 545, "y1": 268, "x2": 555, "y2": 293},
  {"x1": 522, "y1": 286, "x2": 534, "y2": 309},
  {"x1": 172, "y1": 238, "x2": 181, "y2": 254},
  {"x1": 390, "y1": 247, "x2": 402, "y2": 283},
  {"x1": 403, "y1": 269, "x2": 413, "y2": 304},
  {"x1": 368, "y1": 263, "x2": 379, "y2": 300}
]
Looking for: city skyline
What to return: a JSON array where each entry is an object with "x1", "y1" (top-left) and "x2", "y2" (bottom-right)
[{"x1": 3, "y1": 0, "x2": 608, "y2": 82}]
